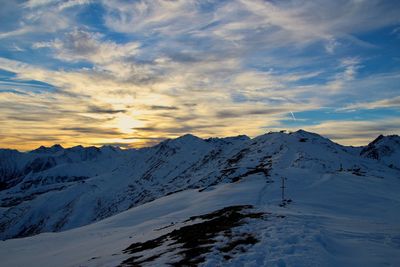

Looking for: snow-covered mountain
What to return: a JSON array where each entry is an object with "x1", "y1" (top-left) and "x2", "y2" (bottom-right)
[
  {"x1": 360, "y1": 134, "x2": 400, "y2": 169},
  {"x1": 0, "y1": 130, "x2": 399, "y2": 266}
]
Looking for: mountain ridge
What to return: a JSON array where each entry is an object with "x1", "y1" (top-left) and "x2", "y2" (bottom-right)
[
  {"x1": 0, "y1": 129, "x2": 399, "y2": 241},
  {"x1": 0, "y1": 129, "x2": 399, "y2": 266},
  {"x1": 2, "y1": 129, "x2": 389, "y2": 153}
]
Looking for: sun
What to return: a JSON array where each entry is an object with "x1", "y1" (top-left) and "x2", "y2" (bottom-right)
[{"x1": 115, "y1": 114, "x2": 141, "y2": 134}]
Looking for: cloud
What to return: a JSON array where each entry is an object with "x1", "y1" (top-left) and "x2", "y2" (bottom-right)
[
  {"x1": 237, "y1": 0, "x2": 400, "y2": 46},
  {"x1": 0, "y1": 0, "x2": 89, "y2": 44},
  {"x1": 215, "y1": 107, "x2": 288, "y2": 119},
  {"x1": 325, "y1": 38, "x2": 340, "y2": 54},
  {"x1": 58, "y1": 0, "x2": 91, "y2": 10},
  {"x1": 23, "y1": 0, "x2": 91, "y2": 10},
  {"x1": 23, "y1": 0, "x2": 58, "y2": 9},
  {"x1": 148, "y1": 105, "x2": 179, "y2": 111},
  {"x1": 340, "y1": 96, "x2": 400, "y2": 111},
  {"x1": 326, "y1": 57, "x2": 361, "y2": 92},
  {"x1": 0, "y1": 27, "x2": 34, "y2": 40},
  {"x1": 133, "y1": 123, "x2": 229, "y2": 136},
  {"x1": 292, "y1": 118, "x2": 400, "y2": 146},
  {"x1": 33, "y1": 29, "x2": 140, "y2": 65},
  {"x1": 1, "y1": 1, "x2": 400, "y2": 150},
  {"x1": 0, "y1": 89, "x2": 29, "y2": 95},
  {"x1": 86, "y1": 104, "x2": 126, "y2": 114},
  {"x1": 61, "y1": 126, "x2": 122, "y2": 136},
  {"x1": 103, "y1": 0, "x2": 208, "y2": 35}
]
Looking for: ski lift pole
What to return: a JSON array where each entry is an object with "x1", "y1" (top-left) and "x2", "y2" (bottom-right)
[{"x1": 281, "y1": 176, "x2": 285, "y2": 203}]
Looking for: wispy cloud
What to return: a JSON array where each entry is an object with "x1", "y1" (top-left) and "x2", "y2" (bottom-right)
[
  {"x1": 293, "y1": 118, "x2": 400, "y2": 146},
  {"x1": 0, "y1": 0, "x2": 399, "y2": 150},
  {"x1": 327, "y1": 57, "x2": 361, "y2": 92},
  {"x1": 33, "y1": 29, "x2": 140, "y2": 65},
  {"x1": 58, "y1": 0, "x2": 91, "y2": 11},
  {"x1": 22, "y1": 0, "x2": 57, "y2": 9},
  {"x1": 340, "y1": 96, "x2": 400, "y2": 111}
]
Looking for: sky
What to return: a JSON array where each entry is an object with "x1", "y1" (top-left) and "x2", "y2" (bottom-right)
[{"x1": 0, "y1": 0, "x2": 400, "y2": 150}]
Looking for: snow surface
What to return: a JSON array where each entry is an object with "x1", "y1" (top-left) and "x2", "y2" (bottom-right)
[
  {"x1": 1, "y1": 171, "x2": 399, "y2": 266},
  {"x1": 0, "y1": 130, "x2": 399, "y2": 266}
]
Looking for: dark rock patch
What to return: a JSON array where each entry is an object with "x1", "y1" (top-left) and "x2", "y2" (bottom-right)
[{"x1": 119, "y1": 205, "x2": 265, "y2": 267}]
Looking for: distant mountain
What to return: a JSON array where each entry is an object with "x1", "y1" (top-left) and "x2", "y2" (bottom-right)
[
  {"x1": 0, "y1": 130, "x2": 397, "y2": 240},
  {"x1": 360, "y1": 134, "x2": 400, "y2": 169},
  {"x1": 0, "y1": 130, "x2": 400, "y2": 266}
]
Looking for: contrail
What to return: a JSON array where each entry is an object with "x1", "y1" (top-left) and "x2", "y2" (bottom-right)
[{"x1": 290, "y1": 111, "x2": 296, "y2": 121}]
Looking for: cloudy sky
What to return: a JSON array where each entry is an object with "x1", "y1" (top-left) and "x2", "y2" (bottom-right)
[{"x1": 0, "y1": 0, "x2": 399, "y2": 150}]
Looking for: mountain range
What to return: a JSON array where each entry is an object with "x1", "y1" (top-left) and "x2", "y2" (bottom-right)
[{"x1": 0, "y1": 130, "x2": 399, "y2": 266}]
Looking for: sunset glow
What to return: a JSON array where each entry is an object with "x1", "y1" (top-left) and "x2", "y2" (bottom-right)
[{"x1": 0, "y1": 1, "x2": 399, "y2": 150}]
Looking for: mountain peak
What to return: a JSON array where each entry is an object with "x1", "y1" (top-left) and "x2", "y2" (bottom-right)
[
  {"x1": 177, "y1": 133, "x2": 200, "y2": 140},
  {"x1": 363, "y1": 134, "x2": 400, "y2": 151},
  {"x1": 370, "y1": 134, "x2": 400, "y2": 145},
  {"x1": 31, "y1": 144, "x2": 64, "y2": 154},
  {"x1": 51, "y1": 144, "x2": 64, "y2": 150},
  {"x1": 170, "y1": 133, "x2": 205, "y2": 147},
  {"x1": 361, "y1": 134, "x2": 400, "y2": 168},
  {"x1": 292, "y1": 129, "x2": 323, "y2": 138}
]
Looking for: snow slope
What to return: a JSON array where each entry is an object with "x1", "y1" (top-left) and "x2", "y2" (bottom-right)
[
  {"x1": 0, "y1": 134, "x2": 253, "y2": 239},
  {"x1": 0, "y1": 130, "x2": 399, "y2": 266},
  {"x1": 0, "y1": 164, "x2": 399, "y2": 266},
  {"x1": 360, "y1": 134, "x2": 400, "y2": 169}
]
